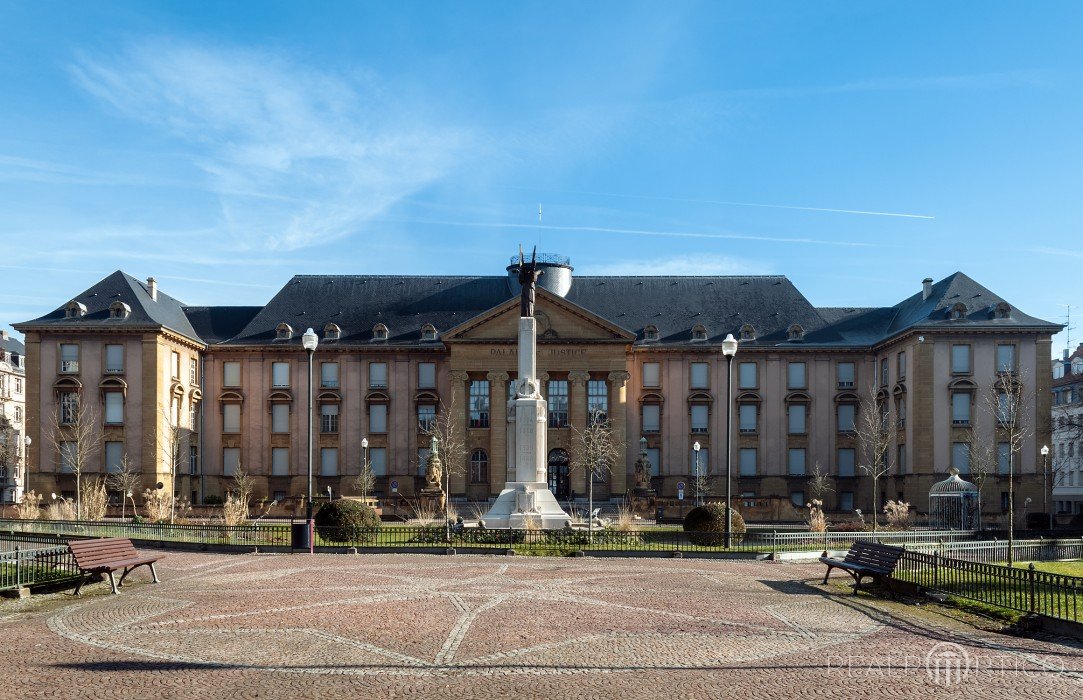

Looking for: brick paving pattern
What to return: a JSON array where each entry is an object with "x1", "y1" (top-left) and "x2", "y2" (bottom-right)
[{"x1": 1, "y1": 551, "x2": 1081, "y2": 698}]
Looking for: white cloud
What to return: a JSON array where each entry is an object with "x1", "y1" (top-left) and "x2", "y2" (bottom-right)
[
  {"x1": 70, "y1": 40, "x2": 470, "y2": 251},
  {"x1": 581, "y1": 253, "x2": 770, "y2": 276}
]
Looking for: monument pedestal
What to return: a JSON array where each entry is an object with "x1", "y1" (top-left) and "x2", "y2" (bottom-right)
[{"x1": 481, "y1": 482, "x2": 572, "y2": 529}]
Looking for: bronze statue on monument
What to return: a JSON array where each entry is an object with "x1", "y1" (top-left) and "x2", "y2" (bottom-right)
[{"x1": 515, "y1": 246, "x2": 543, "y2": 318}]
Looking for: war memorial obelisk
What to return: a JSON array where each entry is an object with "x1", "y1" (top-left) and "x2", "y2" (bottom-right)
[{"x1": 482, "y1": 249, "x2": 572, "y2": 529}]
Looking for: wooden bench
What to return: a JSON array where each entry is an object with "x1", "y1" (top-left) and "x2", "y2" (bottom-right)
[
  {"x1": 820, "y1": 541, "x2": 905, "y2": 596},
  {"x1": 68, "y1": 538, "x2": 161, "y2": 596}
]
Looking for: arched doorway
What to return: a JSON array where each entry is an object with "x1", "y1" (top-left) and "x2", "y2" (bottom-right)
[{"x1": 547, "y1": 449, "x2": 570, "y2": 500}]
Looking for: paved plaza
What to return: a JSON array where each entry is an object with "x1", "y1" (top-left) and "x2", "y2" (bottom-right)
[{"x1": 1, "y1": 551, "x2": 1081, "y2": 699}]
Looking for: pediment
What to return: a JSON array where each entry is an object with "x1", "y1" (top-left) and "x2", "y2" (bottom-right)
[{"x1": 443, "y1": 289, "x2": 634, "y2": 343}]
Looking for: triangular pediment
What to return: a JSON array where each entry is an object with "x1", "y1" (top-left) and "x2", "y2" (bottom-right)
[{"x1": 444, "y1": 289, "x2": 634, "y2": 343}]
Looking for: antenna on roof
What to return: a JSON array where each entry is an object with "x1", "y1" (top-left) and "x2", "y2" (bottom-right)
[
  {"x1": 538, "y1": 203, "x2": 543, "y2": 249},
  {"x1": 1065, "y1": 304, "x2": 1074, "y2": 352}
]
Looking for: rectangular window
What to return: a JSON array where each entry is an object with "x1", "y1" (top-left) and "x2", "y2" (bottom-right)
[
  {"x1": 837, "y1": 404, "x2": 855, "y2": 432},
  {"x1": 547, "y1": 380, "x2": 569, "y2": 428},
  {"x1": 59, "y1": 441, "x2": 76, "y2": 473},
  {"x1": 369, "y1": 362, "x2": 388, "y2": 388},
  {"x1": 105, "y1": 344, "x2": 124, "y2": 373},
  {"x1": 641, "y1": 404, "x2": 660, "y2": 433},
  {"x1": 587, "y1": 380, "x2": 608, "y2": 423},
  {"x1": 272, "y1": 362, "x2": 290, "y2": 387},
  {"x1": 690, "y1": 404, "x2": 709, "y2": 433},
  {"x1": 788, "y1": 404, "x2": 806, "y2": 435},
  {"x1": 320, "y1": 362, "x2": 339, "y2": 389},
  {"x1": 880, "y1": 358, "x2": 889, "y2": 386},
  {"x1": 104, "y1": 441, "x2": 123, "y2": 474},
  {"x1": 189, "y1": 446, "x2": 199, "y2": 475},
  {"x1": 223, "y1": 447, "x2": 240, "y2": 476},
  {"x1": 223, "y1": 361, "x2": 241, "y2": 387},
  {"x1": 271, "y1": 403, "x2": 289, "y2": 433},
  {"x1": 59, "y1": 391, "x2": 79, "y2": 425},
  {"x1": 996, "y1": 392, "x2": 1013, "y2": 424},
  {"x1": 645, "y1": 448, "x2": 660, "y2": 476},
  {"x1": 952, "y1": 442, "x2": 970, "y2": 474},
  {"x1": 787, "y1": 362, "x2": 806, "y2": 389},
  {"x1": 739, "y1": 403, "x2": 757, "y2": 433},
  {"x1": 739, "y1": 448, "x2": 757, "y2": 477},
  {"x1": 418, "y1": 362, "x2": 436, "y2": 389},
  {"x1": 418, "y1": 404, "x2": 436, "y2": 432},
  {"x1": 791, "y1": 491, "x2": 806, "y2": 507},
  {"x1": 320, "y1": 403, "x2": 339, "y2": 433},
  {"x1": 369, "y1": 447, "x2": 387, "y2": 476},
  {"x1": 104, "y1": 392, "x2": 124, "y2": 424},
  {"x1": 60, "y1": 343, "x2": 79, "y2": 373},
  {"x1": 223, "y1": 403, "x2": 241, "y2": 433},
  {"x1": 271, "y1": 447, "x2": 289, "y2": 476},
  {"x1": 788, "y1": 448, "x2": 806, "y2": 476},
  {"x1": 469, "y1": 380, "x2": 490, "y2": 428},
  {"x1": 171, "y1": 351, "x2": 180, "y2": 379},
  {"x1": 690, "y1": 362, "x2": 709, "y2": 389},
  {"x1": 837, "y1": 448, "x2": 856, "y2": 477},
  {"x1": 897, "y1": 444, "x2": 907, "y2": 474},
  {"x1": 951, "y1": 392, "x2": 971, "y2": 425},
  {"x1": 896, "y1": 397, "x2": 906, "y2": 428},
  {"x1": 190, "y1": 358, "x2": 198, "y2": 385},
  {"x1": 897, "y1": 351, "x2": 906, "y2": 379},
  {"x1": 320, "y1": 447, "x2": 338, "y2": 477},
  {"x1": 996, "y1": 344, "x2": 1016, "y2": 373},
  {"x1": 642, "y1": 362, "x2": 660, "y2": 388},
  {"x1": 1001, "y1": 491, "x2": 1010, "y2": 512},
  {"x1": 997, "y1": 442, "x2": 1011, "y2": 475},
  {"x1": 369, "y1": 403, "x2": 388, "y2": 433},
  {"x1": 839, "y1": 491, "x2": 854, "y2": 511},
  {"x1": 951, "y1": 344, "x2": 971, "y2": 374},
  {"x1": 837, "y1": 362, "x2": 855, "y2": 388},
  {"x1": 417, "y1": 449, "x2": 430, "y2": 476},
  {"x1": 738, "y1": 362, "x2": 757, "y2": 389}
]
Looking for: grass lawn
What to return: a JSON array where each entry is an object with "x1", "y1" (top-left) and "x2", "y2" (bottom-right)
[{"x1": 1014, "y1": 560, "x2": 1083, "y2": 577}]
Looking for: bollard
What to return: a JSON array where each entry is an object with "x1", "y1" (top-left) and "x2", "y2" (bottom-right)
[{"x1": 1028, "y1": 563, "x2": 1037, "y2": 613}]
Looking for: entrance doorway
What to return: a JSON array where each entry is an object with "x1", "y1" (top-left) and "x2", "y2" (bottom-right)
[{"x1": 547, "y1": 449, "x2": 570, "y2": 500}]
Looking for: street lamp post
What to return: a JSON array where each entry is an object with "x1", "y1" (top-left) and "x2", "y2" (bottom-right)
[
  {"x1": 302, "y1": 328, "x2": 319, "y2": 554},
  {"x1": 1041, "y1": 444, "x2": 1051, "y2": 531},
  {"x1": 692, "y1": 441, "x2": 701, "y2": 507},
  {"x1": 22, "y1": 435, "x2": 31, "y2": 505},
  {"x1": 361, "y1": 437, "x2": 369, "y2": 501},
  {"x1": 721, "y1": 333, "x2": 738, "y2": 548}
]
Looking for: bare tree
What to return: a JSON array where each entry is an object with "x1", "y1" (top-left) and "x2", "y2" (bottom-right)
[
  {"x1": 977, "y1": 368, "x2": 1033, "y2": 565},
  {"x1": 420, "y1": 396, "x2": 467, "y2": 540},
  {"x1": 0, "y1": 415, "x2": 19, "y2": 479},
  {"x1": 808, "y1": 461, "x2": 835, "y2": 505},
  {"x1": 569, "y1": 408, "x2": 623, "y2": 541},
  {"x1": 967, "y1": 436, "x2": 996, "y2": 529},
  {"x1": 352, "y1": 455, "x2": 376, "y2": 502},
  {"x1": 106, "y1": 454, "x2": 142, "y2": 520},
  {"x1": 45, "y1": 398, "x2": 102, "y2": 520},
  {"x1": 854, "y1": 382, "x2": 895, "y2": 532},
  {"x1": 151, "y1": 400, "x2": 190, "y2": 524}
]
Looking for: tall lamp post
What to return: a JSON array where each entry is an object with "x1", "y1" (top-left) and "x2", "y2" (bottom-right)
[
  {"x1": 361, "y1": 436, "x2": 369, "y2": 500},
  {"x1": 1041, "y1": 444, "x2": 1051, "y2": 531},
  {"x1": 692, "y1": 441, "x2": 701, "y2": 507},
  {"x1": 22, "y1": 435, "x2": 31, "y2": 504},
  {"x1": 721, "y1": 333, "x2": 739, "y2": 548},
  {"x1": 302, "y1": 327, "x2": 319, "y2": 554}
]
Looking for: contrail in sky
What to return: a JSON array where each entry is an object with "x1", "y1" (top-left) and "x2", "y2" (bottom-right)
[{"x1": 389, "y1": 219, "x2": 880, "y2": 248}]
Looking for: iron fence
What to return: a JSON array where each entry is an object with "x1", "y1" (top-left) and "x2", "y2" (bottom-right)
[
  {"x1": 0, "y1": 518, "x2": 291, "y2": 547},
  {"x1": 906, "y1": 537, "x2": 1083, "y2": 564},
  {"x1": 0, "y1": 545, "x2": 80, "y2": 591}
]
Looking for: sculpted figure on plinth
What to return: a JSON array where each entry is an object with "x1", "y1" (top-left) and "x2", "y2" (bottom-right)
[{"x1": 514, "y1": 245, "x2": 543, "y2": 318}]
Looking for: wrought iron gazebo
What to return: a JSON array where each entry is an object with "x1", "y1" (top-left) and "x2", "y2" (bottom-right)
[{"x1": 929, "y1": 469, "x2": 980, "y2": 530}]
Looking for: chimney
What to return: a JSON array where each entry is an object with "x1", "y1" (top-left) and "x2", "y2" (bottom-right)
[
  {"x1": 922, "y1": 277, "x2": 933, "y2": 301},
  {"x1": 0, "y1": 330, "x2": 7, "y2": 340},
  {"x1": 147, "y1": 277, "x2": 158, "y2": 302},
  {"x1": 1066, "y1": 348, "x2": 1072, "y2": 362}
]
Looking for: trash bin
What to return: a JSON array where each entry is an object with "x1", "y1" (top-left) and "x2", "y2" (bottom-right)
[
  {"x1": 291, "y1": 521, "x2": 311, "y2": 550},
  {"x1": 655, "y1": 507, "x2": 664, "y2": 523}
]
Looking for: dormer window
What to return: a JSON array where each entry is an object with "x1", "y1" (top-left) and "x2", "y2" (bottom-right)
[
  {"x1": 787, "y1": 324, "x2": 805, "y2": 342},
  {"x1": 992, "y1": 302, "x2": 1011, "y2": 320},
  {"x1": 948, "y1": 302, "x2": 967, "y2": 320},
  {"x1": 373, "y1": 323, "x2": 389, "y2": 342},
  {"x1": 421, "y1": 324, "x2": 438, "y2": 342},
  {"x1": 1073, "y1": 358, "x2": 1083, "y2": 375},
  {"x1": 65, "y1": 301, "x2": 87, "y2": 319},
  {"x1": 109, "y1": 301, "x2": 131, "y2": 319},
  {"x1": 323, "y1": 323, "x2": 341, "y2": 341},
  {"x1": 275, "y1": 323, "x2": 294, "y2": 341},
  {"x1": 643, "y1": 325, "x2": 659, "y2": 342},
  {"x1": 691, "y1": 324, "x2": 708, "y2": 342},
  {"x1": 740, "y1": 324, "x2": 756, "y2": 341}
]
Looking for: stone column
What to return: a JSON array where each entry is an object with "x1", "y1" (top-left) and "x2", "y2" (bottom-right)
[
  {"x1": 568, "y1": 370, "x2": 590, "y2": 495},
  {"x1": 608, "y1": 371, "x2": 631, "y2": 496},
  {"x1": 448, "y1": 370, "x2": 469, "y2": 496},
  {"x1": 487, "y1": 371, "x2": 509, "y2": 495}
]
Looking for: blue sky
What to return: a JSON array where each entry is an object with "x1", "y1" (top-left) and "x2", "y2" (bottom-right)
[{"x1": 1, "y1": 1, "x2": 1080, "y2": 353}]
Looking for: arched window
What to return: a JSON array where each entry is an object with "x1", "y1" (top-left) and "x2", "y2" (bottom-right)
[
  {"x1": 109, "y1": 301, "x2": 131, "y2": 319},
  {"x1": 787, "y1": 324, "x2": 805, "y2": 342},
  {"x1": 948, "y1": 302, "x2": 967, "y2": 320},
  {"x1": 373, "y1": 323, "x2": 389, "y2": 341},
  {"x1": 421, "y1": 324, "x2": 438, "y2": 342},
  {"x1": 740, "y1": 324, "x2": 756, "y2": 341},
  {"x1": 469, "y1": 449, "x2": 488, "y2": 484},
  {"x1": 691, "y1": 324, "x2": 708, "y2": 341},
  {"x1": 275, "y1": 323, "x2": 293, "y2": 341},
  {"x1": 992, "y1": 302, "x2": 1011, "y2": 320},
  {"x1": 323, "y1": 323, "x2": 341, "y2": 341},
  {"x1": 65, "y1": 300, "x2": 87, "y2": 319},
  {"x1": 643, "y1": 325, "x2": 659, "y2": 342}
]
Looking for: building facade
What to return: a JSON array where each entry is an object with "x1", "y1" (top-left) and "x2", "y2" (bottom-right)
[
  {"x1": 1052, "y1": 344, "x2": 1083, "y2": 516},
  {"x1": 0, "y1": 331, "x2": 27, "y2": 503},
  {"x1": 15, "y1": 259, "x2": 1060, "y2": 519}
]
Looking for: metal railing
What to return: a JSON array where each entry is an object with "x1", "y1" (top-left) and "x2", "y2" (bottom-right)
[
  {"x1": 0, "y1": 518, "x2": 291, "y2": 547},
  {"x1": 904, "y1": 537, "x2": 1083, "y2": 564},
  {"x1": 0, "y1": 545, "x2": 80, "y2": 591}
]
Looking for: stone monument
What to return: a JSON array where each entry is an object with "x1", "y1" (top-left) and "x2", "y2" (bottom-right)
[{"x1": 482, "y1": 248, "x2": 573, "y2": 529}]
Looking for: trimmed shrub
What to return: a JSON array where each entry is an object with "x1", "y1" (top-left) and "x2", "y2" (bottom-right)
[
  {"x1": 682, "y1": 502, "x2": 746, "y2": 546},
  {"x1": 315, "y1": 500, "x2": 380, "y2": 544}
]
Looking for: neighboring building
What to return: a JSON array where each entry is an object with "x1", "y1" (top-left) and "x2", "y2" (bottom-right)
[
  {"x1": 1052, "y1": 343, "x2": 1083, "y2": 516},
  {"x1": 0, "y1": 330, "x2": 27, "y2": 503},
  {"x1": 15, "y1": 259, "x2": 1060, "y2": 519}
]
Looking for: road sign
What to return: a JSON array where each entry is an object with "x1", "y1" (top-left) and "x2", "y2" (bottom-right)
[
  {"x1": 390, "y1": 479, "x2": 399, "y2": 493},
  {"x1": 677, "y1": 481, "x2": 685, "y2": 501}
]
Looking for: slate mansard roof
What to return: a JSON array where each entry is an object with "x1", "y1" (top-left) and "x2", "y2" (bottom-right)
[{"x1": 16, "y1": 268, "x2": 1062, "y2": 349}]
